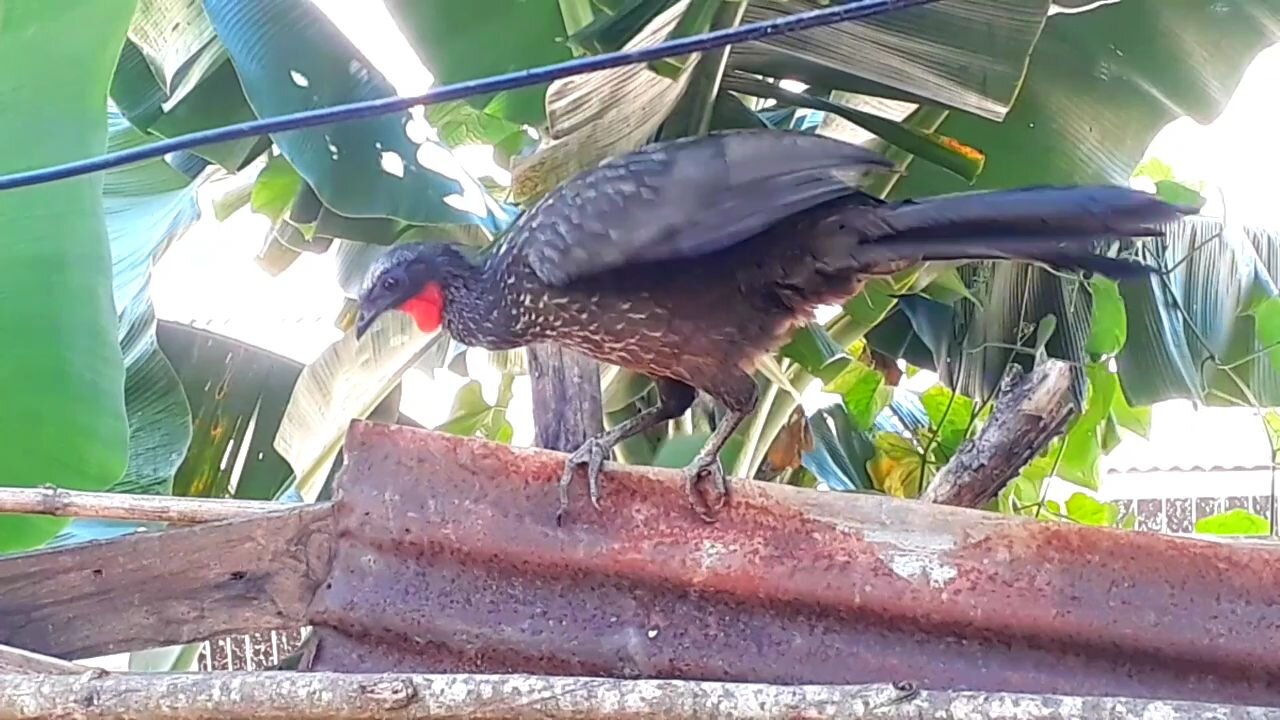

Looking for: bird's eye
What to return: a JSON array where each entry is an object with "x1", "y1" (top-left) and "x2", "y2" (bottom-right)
[{"x1": 380, "y1": 276, "x2": 400, "y2": 292}]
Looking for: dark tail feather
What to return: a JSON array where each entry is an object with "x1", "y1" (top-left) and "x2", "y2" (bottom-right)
[{"x1": 850, "y1": 186, "x2": 1198, "y2": 278}]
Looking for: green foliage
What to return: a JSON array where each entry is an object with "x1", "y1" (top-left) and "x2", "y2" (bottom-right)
[
  {"x1": 203, "y1": 0, "x2": 505, "y2": 231},
  {"x1": 1196, "y1": 508, "x2": 1271, "y2": 535},
  {"x1": 824, "y1": 361, "x2": 891, "y2": 431},
  {"x1": 1086, "y1": 278, "x2": 1127, "y2": 358},
  {"x1": 920, "y1": 385, "x2": 976, "y2": 463},
  {"x1": 868, "y1": 431, "x2": 928, "y2": 498},
  {"x1": 0, "y1": 2, "x2": 138, "y2": 552},
  {"x1": 436, "y1": 378, "x2": 515, "y2": 444}
]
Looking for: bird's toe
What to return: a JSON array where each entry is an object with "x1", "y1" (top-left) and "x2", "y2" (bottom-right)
[{"x1": 683, "y1": 461, "x2": 729, "y2": 523}]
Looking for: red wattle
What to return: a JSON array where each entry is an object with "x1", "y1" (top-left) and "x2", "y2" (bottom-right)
[{"x1": 400, "y1": 282, "x2": 444, "y2": 333}]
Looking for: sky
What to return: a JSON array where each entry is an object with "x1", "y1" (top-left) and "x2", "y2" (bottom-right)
[{"x1": 150, "y1": 6, "x2": 1280, "y2": 478}]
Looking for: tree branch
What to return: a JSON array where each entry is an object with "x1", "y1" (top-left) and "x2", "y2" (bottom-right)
[
  {"x1": 0, "y1": 486, "x2": 291, "y2": 524},
  {"x1": 921, "y1": 360, "x2": 1075, "y2": 507},
  {"x1": 1, "y1": 671, "x2": 1274, "y2": 720}
]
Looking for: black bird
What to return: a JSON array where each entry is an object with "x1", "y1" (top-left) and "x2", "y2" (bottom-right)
[{"x1": 355, "y1": 129, "x2": 1195, "y2": 523}]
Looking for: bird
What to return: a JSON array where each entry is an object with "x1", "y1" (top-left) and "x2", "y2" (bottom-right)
[{"x1": 354, "y1": 129, "x2": 1197, "y2": 525}]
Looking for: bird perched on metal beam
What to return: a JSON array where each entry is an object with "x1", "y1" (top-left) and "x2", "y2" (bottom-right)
[{"x1": 355, "y1": 129, "x2": 1196, "y2": 525}]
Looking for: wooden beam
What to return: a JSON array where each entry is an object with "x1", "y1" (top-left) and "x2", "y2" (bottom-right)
[
  {"x1": 0, "y1": 503, "x2": 332, "y2": 660},
  {"x1": 0, "y1": 486, "x2": 290, "y2": 524},
  {"x1": 526, "y1": 343, "x2": 603, "y2": 453},
  {"x1": 2, "y1": 672, "x2": 1275, "y2": 720}
]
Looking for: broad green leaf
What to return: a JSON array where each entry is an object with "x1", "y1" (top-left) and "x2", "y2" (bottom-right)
[
  {"x1": 203, "y1": 0, "x2": 504, "y2": 231},
  {"x1": 161, "y1": 322, "x2": 302, "y2": 502},
  {"x1": 1195, "y1": 508, "x2": 1271, "y2": 536},
  {"x1": 1054, "y1": 364, "x2": 1118, "y2": 491},
  {"x1": 426, "y1": 101, "x2": 524, "y2": 149},
  {"x1": 884, "y1": 1, "x2": 1280, "y2": 410},
  {"x1": 275, "y1": 314, "x2": 451, "y2": 501},
  {"x1": 895, "y1": 1, "x2": 1280, "y2": 192},
  {"x1": 46, "y1": 110, "x2": 202, "y2": 549},
  {"x1": 651, "y1": 430, "x2": 746, "y2": 473},
  {"x1": 569, "y1": 0, "x2": 673, "y2": 56},
  {"x1": 802, "y1": 405, "x2": 877, "y2": 492},
  {"x1": 511, "y1": 1, "x2": 699, "y2": 205},
  {"x1": 436, "y1": 378, "x2": 515, "y2": 444},
  {"x1": 110, "y1": 0, "x2": 265, "y2": 174},
  {"x1": 824, "y1": 361, "x2": 890, "y2": 431},
  {"x1": 1153, "y1": 180, "x2": 1207, "y2": 209},
  {"x1": 1086, "y1": 277, "x2": 1126, "y2": 357},
  {"x1": 1250, "y1": 296, "x2": 1280, "y2": 373},
  {"x1": 251, "y1": 154, "x2": 305, "y2": 223},
  {"x1": 723, "y1": 73, "x2": 985, "y2": 181},
  {"x1": 0, "y1": 2, "x2": 137, "y2": 552},
  {"x1": 781, "y1": 323, "x2": 852, "y2": 383},
  {"x1": 127, "y1": 0, "x2": 222, "y2": 101},
  {"x1": 920, "y1": 385, "x2": 975, "y2": 461},
  {"x1": 867, "y1": 431, "x2": 926, "y2": 498},
  {"x1": 733, "y1": 0, "x2": 1051, "y2": 120},
  {"x1": 148, "y1": 60, "x2": 268, "y2": 172},
  {"x1": 1110, "y1": 385, "x2": 1152, "y2": 438},
  {"x1": 384, "y1": 0, "x2": 577, "y2": 126},
  {"x1": 1119, "y1": 218, "x2": 1280, "y2": 407},
  {"x1": 1064, "y1": 492, "x2": 1120, "y2": 527}
]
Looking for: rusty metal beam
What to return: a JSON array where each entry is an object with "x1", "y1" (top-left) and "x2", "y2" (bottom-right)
[{"x1": 308, "y1": 421, "x2": 1280, "y2": 706}]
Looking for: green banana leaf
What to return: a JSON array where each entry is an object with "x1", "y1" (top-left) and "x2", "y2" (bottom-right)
[
  {"x1": 882, "y1": 0, "x2": 1280, "y2": 408},
  {"x1": 0, "y1": 3, "x2": 138, "y2": 553},
  {"x1": 202, "y1": 0, "x2": 506, "y2": 232}
]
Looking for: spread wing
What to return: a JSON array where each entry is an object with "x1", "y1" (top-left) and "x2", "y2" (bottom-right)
[{"x1": 515, "y1": 130, "x2": 896, "y2": 287}]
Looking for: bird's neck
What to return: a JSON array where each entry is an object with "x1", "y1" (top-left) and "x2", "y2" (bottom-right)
[{"x1": 438, "y1": 246, "x2": 524, "y2": 350}]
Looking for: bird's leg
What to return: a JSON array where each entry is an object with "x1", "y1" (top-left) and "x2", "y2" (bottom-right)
[
  {"x1": 684, "y1": 372, "x2": 759, "y2": 522},
  {"x1": 557, "y1": 379, "x2": 695, "y2": 525}
]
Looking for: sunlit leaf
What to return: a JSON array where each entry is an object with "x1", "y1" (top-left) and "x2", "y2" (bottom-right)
[
  {"x1": 920, "y1": 385, "x2": 975, "y2": 461},
  {"x1": 1064, "y1": 492, "x2": 1120, "y2": 527},
  {"x1": 250, "y1": 154, "x2": 304, "y2": 223},
  {"x1": 868, "y1": 431, "x2": 926, "y2": 498},
  {"x1": 824, "y1": 361, "x2": 891, "y2": 431},
  {"x1": 0, "y1": 2, "x2": 137, "y2": 552},
  {"x1": 1086, "y1": 277, "x2": 1126, "y2": 357},
  {"x1": 1195, "y1": 508, "x2": 1271, "y2": 536},
  {"x1": 204, "y1": 0, "x2": 505, "y2": 230}
]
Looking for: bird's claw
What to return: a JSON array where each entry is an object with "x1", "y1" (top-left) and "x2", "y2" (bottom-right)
[
  {"x1": 556, "y1": 436, "x2": 610, "y2": 526},
  {"x1": 683, "y1": 457, "x2": 731, "y2": 523}
]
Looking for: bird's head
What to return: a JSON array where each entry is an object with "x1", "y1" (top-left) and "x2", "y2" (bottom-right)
[{"x1": 355, "y1": 242, "x2": 469, "y2": 340}]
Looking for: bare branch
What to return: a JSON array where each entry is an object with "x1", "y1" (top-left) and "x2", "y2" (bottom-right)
[
  {"x1": 922, "y1": 360, "x2": 1074, "y2": 507},
  {"x1": 0, "y1": 486, "x2": 293, "y2": 524},
  {"x1": 1, "y1": 671, "x2": 1275, "y2": 720}
]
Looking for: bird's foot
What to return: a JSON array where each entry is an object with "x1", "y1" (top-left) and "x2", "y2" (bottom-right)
[
  {"x1": 556, "y1": 436, "x2": 612, "y2": 526},
  {"x1": 683, "y1": 457, "x2": 731, "y2": 523}
]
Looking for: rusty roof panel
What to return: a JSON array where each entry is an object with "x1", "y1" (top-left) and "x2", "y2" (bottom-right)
[{"x1": 307, "y1": 421, "x2": 1280, "y2": 705}]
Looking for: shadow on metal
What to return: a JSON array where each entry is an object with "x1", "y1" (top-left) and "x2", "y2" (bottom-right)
[{"x1": 307, "y1": 421, "x2": 1280, "y2": 705}]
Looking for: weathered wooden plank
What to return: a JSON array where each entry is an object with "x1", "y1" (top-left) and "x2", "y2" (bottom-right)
[
  {"x1": 3, "y1": 671, "x2": 1277, "y2": 720},
  {"x1": 0, "y1": 503, "x2": 332, "y2": 660},
  {"x1": 526, "y1": 343, "x2": 603, "y2": 453}
]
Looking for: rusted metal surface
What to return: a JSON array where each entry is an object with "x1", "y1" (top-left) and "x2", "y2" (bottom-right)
[{"x1": 307, "y1": 421, "x2": 1280, "y2": 705}]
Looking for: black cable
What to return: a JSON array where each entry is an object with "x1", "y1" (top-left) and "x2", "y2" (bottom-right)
[{"x1": 0, "y1": 0, "x2": 940, "y2": 192}]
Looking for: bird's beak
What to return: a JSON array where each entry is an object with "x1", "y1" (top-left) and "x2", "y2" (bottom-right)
[{"x1": 354, "y1": 307, "x2": 381, "y2": 340}]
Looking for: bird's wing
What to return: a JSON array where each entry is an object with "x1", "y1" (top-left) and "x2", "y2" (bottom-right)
[{"x1": 515, "y1": 130, "x2": 896, "y2": 286}]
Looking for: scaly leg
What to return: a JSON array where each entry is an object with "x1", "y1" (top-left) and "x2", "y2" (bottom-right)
[
  {"x1": 683, "y1": 372, "x2": 759, "y2": 522},
  {"x1": 557, "y1": 378, "x2": 695, "y2": 526}
]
